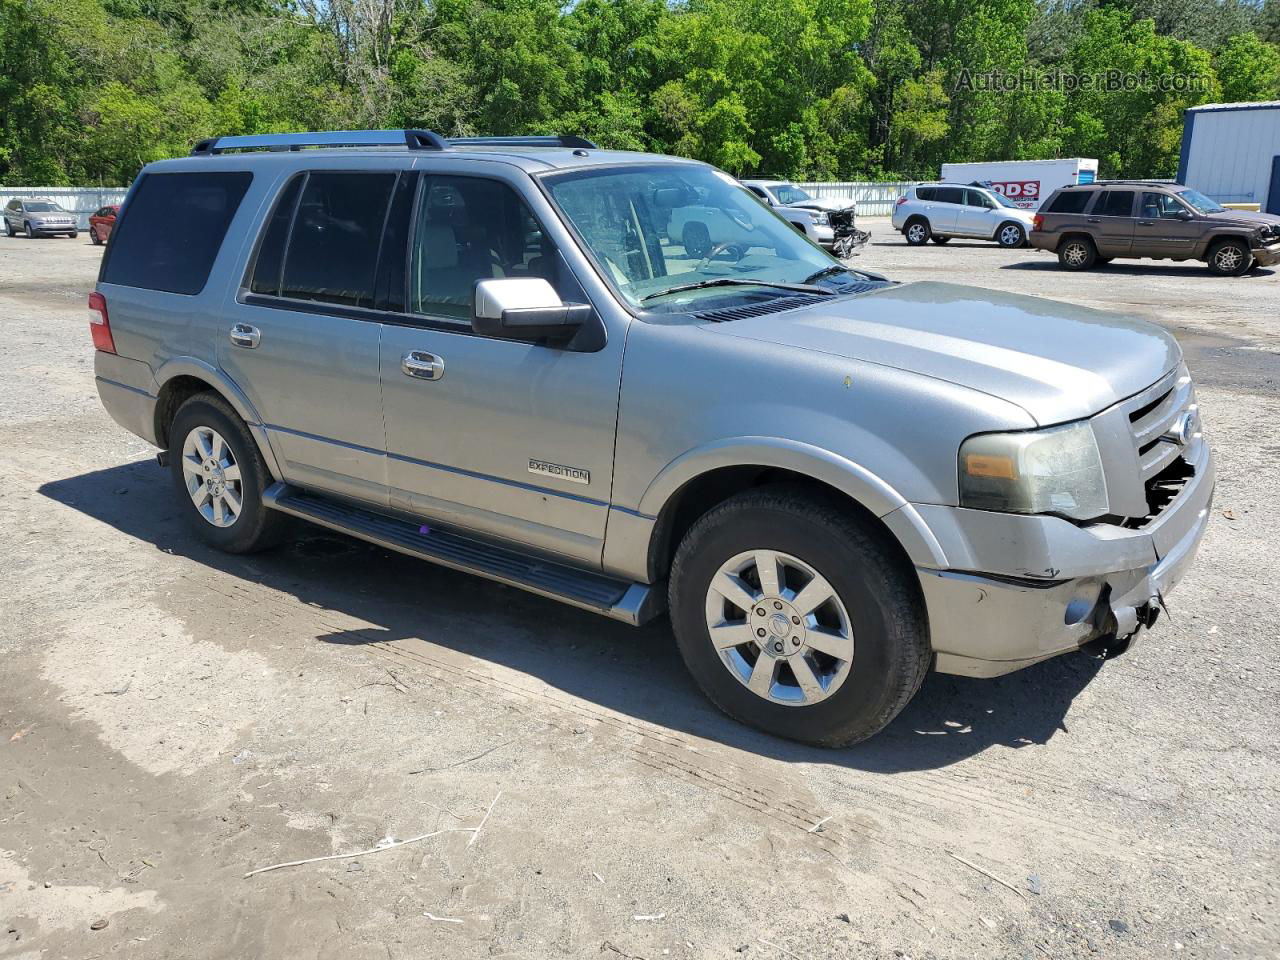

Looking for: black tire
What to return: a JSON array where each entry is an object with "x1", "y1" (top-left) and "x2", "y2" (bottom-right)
[
  {"x1": 4, "y1": 220, "x2": 14, "y2": 237},
  {"x1": 68, "y1": 231, "x2": 78, "y2": 239},
  {"x1": 668, "y1": 485, "x2": 930, "y2": 747},
  {"x1": 1057, "y1": 235, "x2": 1096, "y2": 271},
  {"x1": 904, "y1": 218, "x2": 931, "y2": 246},
  {"x1": 996, "y1": 221, "x2": 1026, "y2": 248},
  {"x1": 1206, "y1": 238, "x2": 1252, "y2": 276},
  {"x1": 168, "y1": 392, "x2": 288, "y2": 554},
  {"x1": 930, "y1": 235, "x2": 950, "y2": 245},
  {"x1": 24, "y1": 221, "x2": 35, "y2": 239},
  {"x1": 90, "y1": 226, "x2": 103, "y2": 245},
  {"x1": 682, "y1": 222, "x2": 711, "y2": 259}
]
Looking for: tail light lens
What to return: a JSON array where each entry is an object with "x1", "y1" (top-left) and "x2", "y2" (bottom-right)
[
  {"x1": 88, "y1": 291, "x2": 116, "y2": 354},
  {"x1": 1032, "y1": 214, "x2": 1044, "y2": 231},
  {"x1": 895, "y1": 196, "x2": 908, "y2": 206}
]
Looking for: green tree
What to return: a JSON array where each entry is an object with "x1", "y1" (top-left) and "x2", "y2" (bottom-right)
[{"x1": 1214, "y1": 32, "x2": 1280, "y2": 102}]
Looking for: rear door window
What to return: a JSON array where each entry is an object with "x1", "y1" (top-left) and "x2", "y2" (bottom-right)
[
  {"x1": 1092, "y1": 190, "x2": 1135, "y2": 218},
  {"x1": 249, "y1": 175, "x2": 304, "y2": 296},
  {"x1": 1045, "y1": 191, "x2": 1091, "y2": 214},
  {"x1": 915, "y1": 186, "x2": 935, "y2": 201},
  {"x1": 278, "y1": 172, "x2": 396, "y2": 308},
  {"x1": 100, "y1": 172, "x2": 252, "y2": 294},
  {"x1": 935, "y1": 187, "x2": 964, "y2": 205}
]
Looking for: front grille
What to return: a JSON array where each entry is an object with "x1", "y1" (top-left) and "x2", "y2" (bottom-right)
[
  {"x1": 1124, "y1": 366, "x2": 1197, "y2": 484},
  {"x1": 1116, "y1": 455, "x2": 1195, "y2": 528},
  {"x1": 829, "y1": 208, "x2": 856, "y2": 236}
]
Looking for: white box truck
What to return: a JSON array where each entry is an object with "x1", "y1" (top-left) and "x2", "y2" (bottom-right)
[{"x1": 939, "y1": 159, "x2": 1099, "y2": 210}]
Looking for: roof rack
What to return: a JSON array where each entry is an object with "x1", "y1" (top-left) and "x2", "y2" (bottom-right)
[{"x1": 191, "y1": 129, "x2": 597, "y2": 156}]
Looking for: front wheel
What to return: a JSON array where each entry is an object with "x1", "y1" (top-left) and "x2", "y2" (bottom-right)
[
  {"x1": 24, "y1": 221, "x2": 35, "y2": 239},
  {"x1": 1207, "y1": 239, "x2": 1252, "y2": 276},
  {"x1": 668, "y1": 487, "x2": 930, "y2": 747},
  {"x1": 904, "y1": 219, "x2": 931, "y2": 246},
  {"x1": 91, "y1": 227, "x2": 103, "y2": 245},
  {"x1": 168, "y1": 393, "x2": 288, "y2": 554},
  {"x1": 931, "y1": 235, "x2": 950, "y2": 245},
  {"x1": 996, "y1": 222, "x2": 1026, "y2": 248},
  {"x1": 68, "y1": 231, "x2": 78, "y2": 239}
]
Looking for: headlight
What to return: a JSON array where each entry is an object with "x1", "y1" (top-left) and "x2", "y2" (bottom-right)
[
  {"x1": 810, "y1": 211, "x2": 829, "y2": 225},
  {"x1": 959, "y1": 421, "x2": 1108, "y2": 521}
]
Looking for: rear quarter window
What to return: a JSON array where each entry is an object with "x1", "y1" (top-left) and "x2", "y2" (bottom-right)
[
  {"x1": 1045, "y1": 191, "x2": 1091, "y2": 214},
  {"x1": 915, "y1": 186, "x2": 935, "y2": 201},
  {"x1": 101, "y1": 171, "x2": 252, "y2": 295}
]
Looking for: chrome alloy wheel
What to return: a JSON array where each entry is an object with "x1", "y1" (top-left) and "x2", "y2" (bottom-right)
[
  {"x1": 1062, "y1": 241, "x2": 1089, "y2": 266},
  {"x1": 999, "y1": 224, "x2": 1023, "y2": 246},
  {"x1": 704, "y1": 550, "x2": 854, "y2": 706},
  {"x1": 906, "y1": 223, "x2": 927, "y2": 244},
  {"x1": 181, "y1": 425, "x2": 243, "y2": 528},
  {"x1": 1214, "y1": 244, "x2": 1244, "y2": 272}
]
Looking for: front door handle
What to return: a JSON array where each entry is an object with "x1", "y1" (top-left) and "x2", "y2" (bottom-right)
[
  {"x1": 1137, "y1": 220, "x2": 1155, "y2": 226},
  {"x1": 1086, "y1": 217, "x2": 1101, "y2": 223},
  {"x1": 401, "y1": 350, "x2": 445, "y2": 381},
  {"x1": 229, "y1": 323, "x2": 260, "y2": 348}
]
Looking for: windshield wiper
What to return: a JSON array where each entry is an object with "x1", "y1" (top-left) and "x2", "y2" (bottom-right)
[
  {"x1": 804, "y1": 264, "x2": 888, "y2": 285},
  {"x1": 639, "y1": 277, "x2": 833, "y2": 303}
]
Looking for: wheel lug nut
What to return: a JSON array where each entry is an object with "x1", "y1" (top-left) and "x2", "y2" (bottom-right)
[
  {"x1": 791, "y1": 637, "x2": 800, "y2": 646},
  {"x1": 773, "y1": 601, "x2": 783, "y2": 610},
  {"x1": 773, "y1": 641, "x2": 783, "y2": 653},
  {"x1": 756, "y1": 607, "x2": 766, "y2": 617},
  {"x1": 791, "y1": 616, "x2": 800, "y2": 625},
  {"x1": 756, "y1": 628, "x2": 766, "y2": 638}
]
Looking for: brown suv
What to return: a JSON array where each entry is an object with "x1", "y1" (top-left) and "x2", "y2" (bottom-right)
[{"x1": 1030, "y1": 181, "x2": 1280, "y2": 276}]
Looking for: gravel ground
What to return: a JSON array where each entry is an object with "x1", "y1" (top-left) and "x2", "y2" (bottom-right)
[{"x1": 1, "y1": 228, "x2": 1278, "y2": 960}]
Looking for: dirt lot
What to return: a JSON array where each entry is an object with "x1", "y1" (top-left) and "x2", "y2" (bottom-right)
[{"x1": 2, "y1": 227, "x2": 1278, "y2": 960}]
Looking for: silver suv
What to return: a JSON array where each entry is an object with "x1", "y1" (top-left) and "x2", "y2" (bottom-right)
[
  {"x1": 4, "y1": 197, "x2": 79, "y2": 238},
  {"x1": 92, "y1": 130, "x2": 1214, "y2": 746},
  {"x1": 892, "y1": 182, "x2": 1036, "y2": 248}
]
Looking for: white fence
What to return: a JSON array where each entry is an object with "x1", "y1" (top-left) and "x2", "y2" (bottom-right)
[
  {"x1": 795, "y1": 181, "x2": 921, "y2": 217},
  {"x1": 0, "y1": 187, "x2": 129, "y2": 229}
]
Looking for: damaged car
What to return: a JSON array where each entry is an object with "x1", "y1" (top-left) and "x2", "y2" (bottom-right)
[{"x1": 741, "y1": 179, "x2": 868, "y2": 257}]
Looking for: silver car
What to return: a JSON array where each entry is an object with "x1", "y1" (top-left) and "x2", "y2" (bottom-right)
[
  {"x1": 892, "y1": 182, "x2": 1036, "y2": 247},
  {"x1": 92, "y1": 130, "x2": 1213, "y2": 746},
  {"x1": 4, "y1": 197, "x2": 79, "y2": 238}
]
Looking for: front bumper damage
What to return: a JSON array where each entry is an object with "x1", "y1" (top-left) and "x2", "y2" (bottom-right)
[
  {"x1": 827, "y1": 206, "x2": 869, "y2": 258},
  {"x1": 909, "y1": 437, "x2": 1215, "y2": 679},
  {"x1": 1250, "y1": 240, "x2": 1280, "y2": 267}
]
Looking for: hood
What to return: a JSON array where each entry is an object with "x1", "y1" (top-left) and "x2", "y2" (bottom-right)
[
  {"x1": 707, "y1": 281, "x2": 1180, "y2": 425},
  {"x1": 1205, "y1": 209, "x2": 1280, "y2": 232},
  {"x1": 786, "y1": 197, "x2": 853, "y2": 213}
]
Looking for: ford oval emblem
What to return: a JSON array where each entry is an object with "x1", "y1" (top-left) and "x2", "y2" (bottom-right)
[{"x1": 1162, "y1": 411, "x2": 1197, "y2": 447}]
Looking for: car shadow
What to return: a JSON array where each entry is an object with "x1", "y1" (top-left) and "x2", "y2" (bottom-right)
[
  {"x1": 40, "y1": 460, "x2": 1105, "y2": 773},
  {"x1": 1002, "y1": 260, "x2": 1277, "y2": 278}
]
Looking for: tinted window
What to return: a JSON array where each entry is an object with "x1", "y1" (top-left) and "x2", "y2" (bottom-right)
[
  {"x1": 410, "y1": 176, "x2": 566, "y2": 322},
  {"x1": 249, "y1": 175, "x2": 303, "y2": 296},
  {"x1": 1046, "y1": 190, "x2": 1091, "y2": 214},
  {"x1": 1093, "y1": 190, "x2": 1135, "y2": 217},
  {"x1": 935, "y1": 186, "x2": 964, "y2": 204},
  {"x1": 746, "y1": 186, "x2": 768, "y2": 199},
  {"x1": 279, "y1": 172, "x2": 396, "y2": 308},
  {"x1": 915, "y1": 186, "x2": 935, "y2": 201},
  {"x1": 964, "y1": 189, "x2": 993, "y2": 208},
  {"x1": 101, "y1": 172, "x2": 252, "y2": 295},
  {"x1": 373, "y1": 172, "x2": 417, "y2": 313}
]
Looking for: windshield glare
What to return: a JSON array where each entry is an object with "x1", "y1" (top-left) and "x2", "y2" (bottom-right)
[
  {"x1": 1177, "y1": 188, "x2": 1225, "y2": 215},
  {"x1": 544, "y1": 165, "x2": 836, "y2": 309},
  {"x1": 772, "y1": 184, "x2": 813, "y2": 205},
  {"x1": 25, "y1": 202, "x2": 62, "y2": 212},
  {"x1": 989, "y1": 190, "x2": 1018, "y2": 209}
]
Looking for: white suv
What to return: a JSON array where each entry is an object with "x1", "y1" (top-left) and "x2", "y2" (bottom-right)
[{"x1": 892, "y1": 183, "x2": 1035, "y2": 248}]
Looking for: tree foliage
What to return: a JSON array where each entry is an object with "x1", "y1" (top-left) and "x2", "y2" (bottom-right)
[{"x1": 1, "y1": 0, "x2": 1278, "y2": 185}]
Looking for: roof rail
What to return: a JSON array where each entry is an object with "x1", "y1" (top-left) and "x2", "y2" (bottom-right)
[{"x1": 191, "y1": 130, "x2": 597, "y2": 156}]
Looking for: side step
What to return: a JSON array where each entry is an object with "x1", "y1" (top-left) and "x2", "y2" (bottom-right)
[{"x1": 263, "y1": 483, "x2": 663, "y2": 625}]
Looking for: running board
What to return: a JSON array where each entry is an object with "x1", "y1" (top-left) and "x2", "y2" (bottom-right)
[{"x1": 263, "y1": 483, "x2": 663, "y2": 625}]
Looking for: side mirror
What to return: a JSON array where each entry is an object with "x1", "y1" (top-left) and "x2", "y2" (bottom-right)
[
  {"x1": 472, "y1": 277, "x2": 591, "y2": 344},
  {"x1": 1176, "y1": 210, "x2": 1193, "y2": 220}
]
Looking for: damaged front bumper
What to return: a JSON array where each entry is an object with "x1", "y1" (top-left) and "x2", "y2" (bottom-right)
[
  {"x1": 910, "y1": 438, "x2": 1215, "y2": 679},
  {"x1": 1250, "y1": 240, "x2": 1280, "y2": 267}
]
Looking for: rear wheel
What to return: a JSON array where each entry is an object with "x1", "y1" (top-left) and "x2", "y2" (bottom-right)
[
  {"x1": 91, "y1": 226, "x2": 103, "y2": 245},
  {"x1": 668, "y1": 486, "x2": 930, "y2": 747},
  {"x1": 904, "y1": 219, "x2": 931, "y2": 246},
  {"x1": 930, "y1": 235, "x2": 950, "y2": 245},
  {"x1": 682, "y1": 222, "x2": 711, "y2": 259},
  {"x1": 996, "y1": 221, "x2": 1026, "y2": 248},
  {"x1": 1206, "y1": 239, "x2": 1252, "y2": 276},
  {"x1": 4, "y1": 220, "x2": 14, "y2": 237},
  {"x1": 168, "y1": 393, "x2": 288, "y2": 554},
  {"x1": 1057, "y1": 235, "x2": 1096, "y2": 271}
]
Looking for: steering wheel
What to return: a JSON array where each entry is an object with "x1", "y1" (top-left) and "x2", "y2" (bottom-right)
[{"x1": 696, "y1": 241, "x2": 744, "y2": 272}]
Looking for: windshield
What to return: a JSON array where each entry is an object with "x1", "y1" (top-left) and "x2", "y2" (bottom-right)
[
  {"x1": 25, "y1": 201, "x2": 62, "y2": 212},
  {"x1": 544, "y1": 164, "x2": 835, "y2": 310},
  {"x1": 989, "y1": 190, "x2": 1019, "y2": 209},
  {"x1": 772, "y1": 184, "x2": 813, "y2": 205},
  {"x1": 1176, "y1": 188, "x2": 1226, "y2": 215}
]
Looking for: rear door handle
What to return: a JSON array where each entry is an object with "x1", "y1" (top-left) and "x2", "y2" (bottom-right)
[
  {"x1": 229, "y1": 323, "x2": 260, "y2": 348},
  {"x1": 401, "y1": 350, "x2": 445, "y2": 381},
  {"x1": 1137, "y1": 220, "x2": 1155, "y2": 226},
  {"x1": 1086, "y1": 217, "x2": 1101, "y2": 223}
]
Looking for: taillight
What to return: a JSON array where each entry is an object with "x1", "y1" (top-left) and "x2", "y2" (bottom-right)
[
  {"x1": 895, "y1": 196, "x2": 908, "y2": 206},
  {"x1": 1032, "y1": 214, "x2": 1043, "y2": 232},
  {"x1": 88, "y1": 291, "x2": 116, "y2": 354}
]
